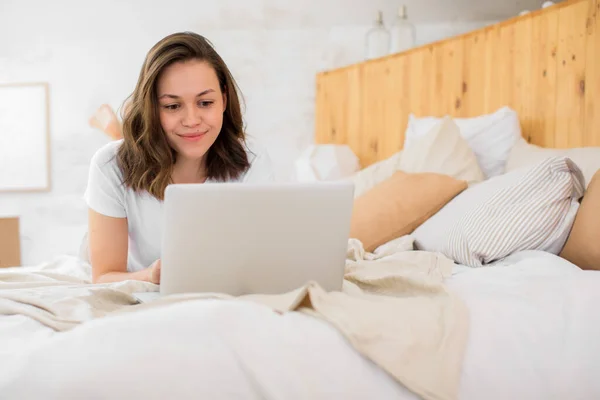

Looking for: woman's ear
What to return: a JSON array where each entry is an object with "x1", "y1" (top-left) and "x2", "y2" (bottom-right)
[{"x1": 222, "y1": 87, "x2": 227, "y2": 112}]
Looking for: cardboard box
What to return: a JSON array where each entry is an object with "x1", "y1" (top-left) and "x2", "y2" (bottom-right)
[{"x1": 0, "y1": 217, "x2": 21, "y2": 268}]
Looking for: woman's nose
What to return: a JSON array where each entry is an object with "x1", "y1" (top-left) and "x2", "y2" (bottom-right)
[{"x1": 181, "y1": 106, "x2": 201, "y2": 127}]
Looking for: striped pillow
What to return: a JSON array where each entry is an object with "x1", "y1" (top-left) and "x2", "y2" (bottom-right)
[
  {"x1": 412, "y1": 156, "x2": 585, "y2": 267},
  {"x1": 443, "y1": 156, "x2": 585, "y2": 267}
]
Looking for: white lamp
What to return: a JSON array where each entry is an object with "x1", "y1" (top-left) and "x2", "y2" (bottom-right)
[{"x1": 294, "y1": 144, "x2": 360, "y2": 181}]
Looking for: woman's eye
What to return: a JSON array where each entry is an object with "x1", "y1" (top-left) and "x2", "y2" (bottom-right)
[
  {"x1": 163, "y1": 104, "x2": 179, "y2": 110},
  {"x1": 199, "y1": 101, "x2": 214, "y2": 107}
]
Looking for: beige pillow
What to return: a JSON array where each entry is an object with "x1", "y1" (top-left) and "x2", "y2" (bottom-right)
[
  {"x1": 506, "y1": 137, "x2": 600, "y2": 188},
  {"x1": 399, "y1": 116, "x2": 485, "y2": 185},
  {"x1": 350, "y1": 171, "x2": 468, "y2": 253},
  {"x1": 560, "y1": 169, "x2": 600, "y2": 270}
]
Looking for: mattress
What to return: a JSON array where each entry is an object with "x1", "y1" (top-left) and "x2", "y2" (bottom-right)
[{"x1": 1, "y1": 249, "x2": 599, "y2": 400}]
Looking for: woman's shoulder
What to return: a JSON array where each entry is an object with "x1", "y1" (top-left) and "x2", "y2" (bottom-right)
[
  {"x1": 89, "y1": 139, "x2": 124, "y2": 181},
  {"x1": 91, "y1": 139, "x2": 123, "y2": 166},
  {"x1": 84, "y1": 139, "x2": 128, "y2": 217}
]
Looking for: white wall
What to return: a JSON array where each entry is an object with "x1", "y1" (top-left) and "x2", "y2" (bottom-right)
[{"x1": 0, "y1": 0, "x2": 499, "y2": 265}]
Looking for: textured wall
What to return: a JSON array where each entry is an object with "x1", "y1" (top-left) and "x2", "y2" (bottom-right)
[{"x1": 0, "y1": 0, "x2": 507, "y2": 265}]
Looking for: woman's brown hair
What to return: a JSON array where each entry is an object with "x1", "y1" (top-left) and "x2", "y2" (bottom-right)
[{"x1": 116, "y1": 31, "x2": 250, "y2": 200}]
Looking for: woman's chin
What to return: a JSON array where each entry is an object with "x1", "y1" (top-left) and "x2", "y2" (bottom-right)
[
  {"x1": 178, "y1": 148, "x2": 208, "y2": 161},
  {"x1": 171, "y1": 134, "x2": 217, "y2": 160}
]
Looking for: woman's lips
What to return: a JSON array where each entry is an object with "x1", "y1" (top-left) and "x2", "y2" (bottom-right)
[{"x1": 178, "y1": 131, "x2": 207, "y2": 142}]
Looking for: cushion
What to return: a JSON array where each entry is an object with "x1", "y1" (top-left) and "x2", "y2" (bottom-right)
[
  {"x1": 352, "y1": 116, "x2": 484, "y2": 198},
  {"x1": 404, "y1": 106, "x2": 522, "y2": 179},
  {"x1": 559, "y1": 169, "x2": 600, "y2": 270},
  {"x1": 399, "y1": 116, "x2": 485, "y2": 185},
  {"x1": 412, "y1": 156, "x2": 585, "y2": 267},
  {"x1": 350, "y1": 171, "x2": 468, "y2": 253},
  {"x1": 505, "y1": 137, "x2": 600, "y2": 188},
  {"x1": 352, "y1": 150, "x2": 404, "y2": 198}
]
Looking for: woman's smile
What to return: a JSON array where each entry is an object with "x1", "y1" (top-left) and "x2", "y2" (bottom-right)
[{"x1": 177, "y1": 131, "x2": 207, "y2": 141}]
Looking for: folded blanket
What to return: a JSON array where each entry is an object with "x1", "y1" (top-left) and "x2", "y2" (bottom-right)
[{"x1": 0, "y1": 236, "x2": 468, "y2": 400}]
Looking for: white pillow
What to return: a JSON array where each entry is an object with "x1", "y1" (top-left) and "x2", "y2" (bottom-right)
[
  {"x1": 352, "y1": 151, "x2": 404, "y2": 198},
  {"x1": 505, "y1": 137, "x2": 600, "y2": 188},
  {"x1": 353, "y1": 117, "x2": 486, "y2": 197},
  {"x1": 404, "y1": 106, "x2": 522, "y2": 179},
  {"x1": 413, "y1": 156, "x2": 585, "y2": 267},
  {"x1": 398, "y1": 116, "x2": 485, "y2": 185}
]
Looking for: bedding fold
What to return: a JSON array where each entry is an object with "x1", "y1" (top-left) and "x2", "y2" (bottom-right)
[{"x1": 0, "y1": 237, "x2": 469, "y2": 400}]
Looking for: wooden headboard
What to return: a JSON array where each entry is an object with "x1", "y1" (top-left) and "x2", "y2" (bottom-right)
[{"x1": 314, "y1": 0, "x2": 599, "y2": 168}]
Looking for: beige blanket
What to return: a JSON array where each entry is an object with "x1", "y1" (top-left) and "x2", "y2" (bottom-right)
[{"x1": 0, "y1": 236, "x2": 468, "y2": 400}]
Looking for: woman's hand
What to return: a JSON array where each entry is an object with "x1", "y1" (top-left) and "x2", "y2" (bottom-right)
[{"x1": 148, "y1": 259, "x2": 162, "y2": 284}]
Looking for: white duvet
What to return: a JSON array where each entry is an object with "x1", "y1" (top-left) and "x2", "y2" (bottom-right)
[{"x1": 1, "y1": 249, "x2": 600, "y2": 400}]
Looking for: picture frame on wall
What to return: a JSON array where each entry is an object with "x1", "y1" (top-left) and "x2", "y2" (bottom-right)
[{"x1": 0, "y1": 82, "x2": 51, "y2": 192}]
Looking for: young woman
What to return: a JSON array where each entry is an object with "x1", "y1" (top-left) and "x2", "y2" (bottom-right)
[{"x1": 84, "y1": 32, "x2": 275, "y2": 284}]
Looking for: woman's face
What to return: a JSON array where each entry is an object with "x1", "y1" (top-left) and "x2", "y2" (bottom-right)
[{"x1": 157, "y1": 59, "x2": 226, "y2": 163}]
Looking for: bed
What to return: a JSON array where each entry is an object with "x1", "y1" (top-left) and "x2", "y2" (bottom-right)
[{"x1": 2, "y1": 0, "x2": 600, "y2": 399}]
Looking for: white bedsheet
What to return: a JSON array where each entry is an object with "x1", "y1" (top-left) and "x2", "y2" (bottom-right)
[
  {"x1": 0, "y1": 238, "x2": 468, "y2": 400},
  {"x1": 1, "y1": 250, "x2": 599, "y2": 400},
  {"x1": 447, "y1": 250, "x2": 600, "y2": 400}
]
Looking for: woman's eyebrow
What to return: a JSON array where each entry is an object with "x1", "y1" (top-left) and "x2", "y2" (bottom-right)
[{"x1": 158, "y1": 89, "x2": 215, "y2": 99}]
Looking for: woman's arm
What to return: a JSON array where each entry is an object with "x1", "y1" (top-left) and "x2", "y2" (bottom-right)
[{"x1": 88, "y1": 208, "x2": 158, "y2": 284}]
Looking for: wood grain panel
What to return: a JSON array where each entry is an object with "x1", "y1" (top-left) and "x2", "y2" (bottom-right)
[
  {"x1": 462, "y1": 30, "x2": 487, "y2": 117},
  {"x1": 442, "y1": 39, "x2": 465, "y2": 117},
  {"x1": 344, "y1": 67, "x2": 363, "y2": 155},
  {"x1": 361, "y1": 59, "x2": 387, "y2": 166},
  {"x1": 408, "y1": 46, "x2": 434, "y2": 117},
  {"x1": 480, "y1": 26, "x2": 499, "y2": 113},
  {"x1": 380, "y1": 55, "x2": 410, "y2": 158},
  {"x1": 314, "y1": 0, "x2": 599, "y2": 168},
  {"x1": 554, "y1": 0, "x2": 588, "y2": 148},
  {"x1": 488, "y1": 23, "x2": 513, "y2": 112},
  {"x1": 585, "y1": 0, "x2": 600, "y2": 146},
  {"x1": 530, "y1": 9, "x2": 560, "y2": 147},
  {"x1": 512, "y1": 17, "x2": 534, "y2": 141}
]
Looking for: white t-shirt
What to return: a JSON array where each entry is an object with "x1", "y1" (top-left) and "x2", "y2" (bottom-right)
[{"x1": 83, "y1": 136, "x2": 275, "y2": 272}]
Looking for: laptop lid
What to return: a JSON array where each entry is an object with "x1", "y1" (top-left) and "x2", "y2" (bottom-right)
[{"x1": 160, "y1": 181, "x2": 354, "y2": 297}]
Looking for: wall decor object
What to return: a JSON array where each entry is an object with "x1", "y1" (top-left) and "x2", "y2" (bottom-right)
[
  {"x1": 0, "y1": 82, "x2": 51, "y2": 192},
  {"x1": 89, "y1": 103, "x2": 122, "y2": 140},
  {"x1": 365, "y1": 10, "x2": 390, "y2": 60},
  {"x1": 389, "y1": 5, "x2": 416, "y2": 54}
]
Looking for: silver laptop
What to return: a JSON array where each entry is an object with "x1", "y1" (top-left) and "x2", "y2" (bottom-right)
[{"x1": 134, "y1": 180, "x2": 354, "y2": 302}]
